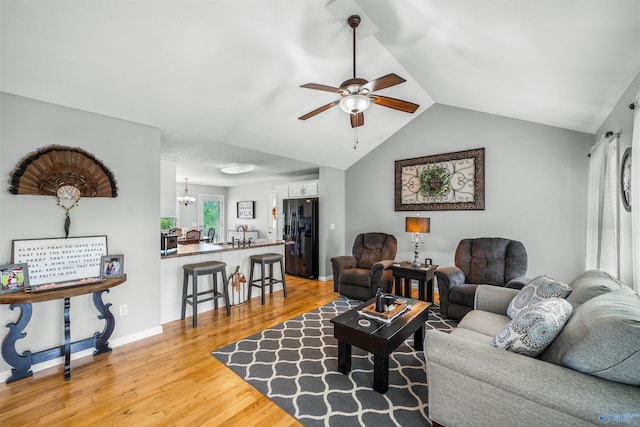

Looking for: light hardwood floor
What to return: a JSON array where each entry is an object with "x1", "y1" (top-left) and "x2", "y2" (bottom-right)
[{"x1": 0, "y1": 276, "x2": 338, "y2": 426}]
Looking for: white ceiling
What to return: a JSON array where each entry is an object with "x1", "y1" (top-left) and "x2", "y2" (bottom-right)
[{"x1": 2, "y1": 0, "x2": 639, "y2": 186}]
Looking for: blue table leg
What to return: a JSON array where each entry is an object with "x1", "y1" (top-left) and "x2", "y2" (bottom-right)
[
  {"x1": 64, "y1": 297, "x2": 71, "y2": 380},
  {"x1": 93, "y1": 290, "x2": 114, "y2": 355},
  {"x1": 1, "y1": 303, "x2": 33, "y2": 383}
]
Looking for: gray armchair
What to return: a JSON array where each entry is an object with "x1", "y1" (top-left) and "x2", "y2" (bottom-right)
[
  {"x1": 435, "y1": 237, "x2": 530, "y2": 320},
  {"x1": 331, "y1": 232, "x2": 398, "y2": 301}
]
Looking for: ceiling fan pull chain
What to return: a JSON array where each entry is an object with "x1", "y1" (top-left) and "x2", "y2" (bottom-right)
[{"x1": 353, "y1": 125, "x2": 359, "y2": 150}]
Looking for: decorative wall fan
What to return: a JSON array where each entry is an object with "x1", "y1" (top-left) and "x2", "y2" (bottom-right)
[
  {"x1": 8, "y1": 145, "x2": 118, "y2": 237},
  {"x1": 298, "y1": 15, "x2": 419, "y2": 129}
]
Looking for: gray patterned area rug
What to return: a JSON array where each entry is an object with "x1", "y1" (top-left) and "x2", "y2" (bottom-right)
[{"x1": 212, "y1": 297, "x2": 456, "y2": 427}]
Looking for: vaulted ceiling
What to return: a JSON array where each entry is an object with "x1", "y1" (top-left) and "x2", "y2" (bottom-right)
[{"x1": 2, "y1": 0, "x2": 639, "y2": 186}]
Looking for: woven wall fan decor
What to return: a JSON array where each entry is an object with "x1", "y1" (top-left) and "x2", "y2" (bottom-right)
[{"x1": 8, "y1": 145, "x2": 118, "y2": 237}]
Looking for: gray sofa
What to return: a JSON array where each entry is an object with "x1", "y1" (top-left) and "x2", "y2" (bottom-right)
[{"x1": 425, "y1": 270, "x2": 640, "y2": 427}]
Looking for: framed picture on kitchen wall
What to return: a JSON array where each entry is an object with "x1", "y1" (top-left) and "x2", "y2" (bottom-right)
[{"x1": 237, "y1": 201, "x2": 255, "y2": 219}]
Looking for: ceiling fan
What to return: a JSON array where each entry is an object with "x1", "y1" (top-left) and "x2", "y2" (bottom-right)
[{"x1": 298, "y1": 15, "x2": 419, "y2": 128}]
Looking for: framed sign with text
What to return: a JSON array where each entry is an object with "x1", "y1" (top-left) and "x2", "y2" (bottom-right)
[
  {"x1": 11, "y1": 235, "x2": 108, "y2": 286},
  {"x1": 237, "y1": 201, "x2": 255, "y2": 219}
]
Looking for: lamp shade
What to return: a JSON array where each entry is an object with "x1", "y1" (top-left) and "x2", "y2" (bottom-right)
[{"x1": 405, "y1": 217, "x2": 430, "y2": 233}]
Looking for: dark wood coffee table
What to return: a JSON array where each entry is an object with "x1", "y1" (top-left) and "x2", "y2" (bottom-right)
[{"x1": 330, "y1": 297, "x2": 431, "y2": 393}]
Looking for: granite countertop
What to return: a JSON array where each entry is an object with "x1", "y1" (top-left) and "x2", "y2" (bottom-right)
[{"x1": 161, "y1": 239, "x2": 289, "y2": 259}]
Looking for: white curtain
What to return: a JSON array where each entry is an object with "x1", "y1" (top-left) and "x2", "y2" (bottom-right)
[
  {"x1": 586, "y1": 135, "x2": 618, "y2": 276},
  {"x1": 631, "y1": 93, "x2": 640, "y2": 291}
]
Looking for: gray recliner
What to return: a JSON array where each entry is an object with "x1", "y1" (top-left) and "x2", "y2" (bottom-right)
[
  {"x1": 435, "y1": 237, "x2": 530, "y2": 320},
  {"x1": 330, "y1": 232, "x2": 398, "y2": 301}
]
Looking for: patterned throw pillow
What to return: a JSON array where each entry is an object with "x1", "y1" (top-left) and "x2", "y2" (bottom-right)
[
  {"x1": 491, "y1": 298, "x2": 573, "y2": 357},
  {"x1": 507, "y1": 275, "x2": 572, "y2": 319}
]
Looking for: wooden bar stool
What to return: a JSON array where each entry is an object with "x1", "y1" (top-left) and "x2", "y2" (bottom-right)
[
  {"x1": 248, "y1": 253, "x2": 287, "y2": 304},
  {"x1": 181, "y1": 260, "x2": 229, "y2": 327}
]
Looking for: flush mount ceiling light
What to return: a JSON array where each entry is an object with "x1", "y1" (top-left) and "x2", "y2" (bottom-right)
[{"x1": 220, "y1": 163, "x2": 254, "y2": 174}]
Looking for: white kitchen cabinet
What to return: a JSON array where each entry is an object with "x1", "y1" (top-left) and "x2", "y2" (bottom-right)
[{"x1": 288, "y1": 181, "x2": 318, "y2": 198}]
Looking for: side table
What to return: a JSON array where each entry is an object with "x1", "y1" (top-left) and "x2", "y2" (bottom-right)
[{"x1": 391, "y1": 262, "x2": 438, "y2": 302}]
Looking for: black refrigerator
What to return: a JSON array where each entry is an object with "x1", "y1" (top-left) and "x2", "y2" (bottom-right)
[{"x1": 283, "y1": 198, "x2": 319, "y2": 278}]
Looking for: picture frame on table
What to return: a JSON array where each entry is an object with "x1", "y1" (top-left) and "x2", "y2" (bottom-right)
[
  {"x1": 237, "y1": 201, "x2": 255, "y2": 219},
  {"x1": 100, "y1": 255, "x2": 125, "y2": 279},
  {"x1": 0, "y1": 263, "x2": 29, "y2": 294}
]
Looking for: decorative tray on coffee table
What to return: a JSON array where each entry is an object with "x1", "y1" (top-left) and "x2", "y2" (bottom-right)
[{"x1": 359, "y1": 301, "x2": 409, "y2": 323}]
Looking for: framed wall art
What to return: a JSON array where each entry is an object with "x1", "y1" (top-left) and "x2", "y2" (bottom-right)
[
  {"x1": 11, "y1": 235, "x2": 108, "y2": 285},
  {"x1": 395, "y1": 148, "x2": 485, "y2": 211},
  {"x1": 237, "y1": 201, "x2": 255, "y2": 219}
]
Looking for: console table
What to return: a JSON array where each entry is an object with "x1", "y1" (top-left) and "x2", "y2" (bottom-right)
[
  {"x1": 391, "y1": 263, "x2": 438, "y2": 302},
  {"x1": 0, "y1": 276, "x2": 127, "y2": 383}
]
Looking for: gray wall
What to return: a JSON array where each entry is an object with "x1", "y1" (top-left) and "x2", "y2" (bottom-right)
[
  {"x1": 319, "y1": 167, "x2": 346, "y2": 280},
  {"x1": 344, "y1": 104, "x2": 594, "y2": 283},
  {"x1": 0, "y1": 92, "x2": 161, "y2": 375},
  {"x1": 596, "y1": 71, "x2": 640, "y2": 286}
]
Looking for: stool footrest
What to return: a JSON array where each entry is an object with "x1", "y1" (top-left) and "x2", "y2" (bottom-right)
[
  {"x1": 184, "y1": 291, "x2": 225, "y2": 307},
  {"x1": 248, "y1": 254, "x2": 287, "y2": 305}
]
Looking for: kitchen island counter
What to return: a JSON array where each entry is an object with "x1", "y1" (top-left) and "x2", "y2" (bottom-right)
[
  {"x1": 161, "y1": 239, "x2": 288, "y2": 259},
  {"x1": 161, "y1": 239, "x2": 288, "y2": 323}
]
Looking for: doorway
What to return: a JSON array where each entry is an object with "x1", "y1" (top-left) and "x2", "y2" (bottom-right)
[{"x1": 199, "y1": 195, "x2": 224, "y2": 242}]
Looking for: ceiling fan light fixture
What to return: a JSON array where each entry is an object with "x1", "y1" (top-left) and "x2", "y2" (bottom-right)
[
  {"x1": 339, "y1": 94, "x2": 370, "y2": 114},
  {"x1": 220, "y1": 163, "x2": 254, "y2": 174}
]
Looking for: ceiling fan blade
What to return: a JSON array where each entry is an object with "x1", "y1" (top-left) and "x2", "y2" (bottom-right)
[
  {"x1": 361, "y1": 73, "x2": 406, "y2": 93},
  {"x1": 300, "y1": 83, "x2": 343, "y2": 93},
  {"x1": 371, "y1": 95, "x2": 419, "y2": 113},
  {"x1": 350, "y1": 112, "x2": 364, "y2": 128},
  {"x1": 298, "y1": 100, "x2": 340, "y2": 120}
]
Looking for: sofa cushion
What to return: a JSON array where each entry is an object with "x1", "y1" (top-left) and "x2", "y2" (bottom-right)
[
  {"x1": 566, "y1": 269, "x2": 626, "y2": 309},
  {"x1": 457, "y1": 310, "x2": 510, "y2": 338},
  {"x1": 455, "y1": 238, "x2": 527, "y2": 285},
  {"x1": 491, "y1": 298, "x2": 572, "y2": 357},
  {"x1": 539, "y1": 290, "x2": 640, "y2": 386},
  {"x1": 353, "y1": 233, "x2": 396, "y2": 269},
  {"x1": 339, "y1": 268, "x2": 371, "y2": 288},
  {"x1": 507, "y1": 275, "x2": 572, "y2": 319},
  {"x1": 451, "y1": 327, "x2": 496, "y2": 345}
]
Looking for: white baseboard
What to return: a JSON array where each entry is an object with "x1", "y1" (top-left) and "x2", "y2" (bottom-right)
[
  {"x1": 318, "y1": 275, "x2": 332, "y2": 282},
  {"x1": 0, "y1": 325, "x2": 163, "y2": 383}
]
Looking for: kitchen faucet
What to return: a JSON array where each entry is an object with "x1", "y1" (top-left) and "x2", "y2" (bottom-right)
[{"x1": 237, "y1": 225, "x2": 246, "y2": 244}]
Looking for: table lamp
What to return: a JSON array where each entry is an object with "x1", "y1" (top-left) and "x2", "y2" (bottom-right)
[{"x1": 406, "y1": 216, "x2": 430, "y2": 267}]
